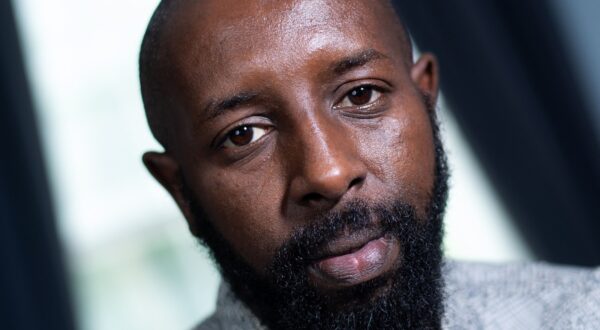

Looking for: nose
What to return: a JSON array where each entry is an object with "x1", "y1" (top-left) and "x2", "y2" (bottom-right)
[{"x1": 287, "y1": 115, "x2": 368, "y2": 209}]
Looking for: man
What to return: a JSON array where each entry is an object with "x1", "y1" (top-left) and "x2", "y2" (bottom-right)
[{"x1": 139, "y1": 0, "x2": 600, "y2": 329}]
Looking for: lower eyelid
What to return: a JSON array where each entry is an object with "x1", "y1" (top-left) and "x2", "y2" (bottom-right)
[{"x1": 341, "y1": 97, "x2": 389, "y2": 119}]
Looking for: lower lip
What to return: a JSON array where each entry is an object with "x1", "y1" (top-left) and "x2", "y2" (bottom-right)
[{"x1": 309, "y1": 236, "x2": 400, "y2": 289}]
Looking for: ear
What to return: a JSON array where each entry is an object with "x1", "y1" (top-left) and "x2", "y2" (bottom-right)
[
  {"x1": 142, "y1": 151, "x2": 199, "y2": 236},
  {"x1": 411, "y1": 53, "x2": 440, "y2": 105}
]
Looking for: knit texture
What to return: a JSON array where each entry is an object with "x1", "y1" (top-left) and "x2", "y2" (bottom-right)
[{"x1": 195, "y1": 261, "x2": 600, "y2": 329}]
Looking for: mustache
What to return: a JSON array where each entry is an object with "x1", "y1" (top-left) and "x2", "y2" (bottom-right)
[{"x1": 268, "y1": 200, "x2": 419, "y2": 270}]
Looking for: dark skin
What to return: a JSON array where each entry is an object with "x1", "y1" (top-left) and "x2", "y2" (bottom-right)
[{"x1": 143, "y1": 0, "x2": 439, "y2": 289}]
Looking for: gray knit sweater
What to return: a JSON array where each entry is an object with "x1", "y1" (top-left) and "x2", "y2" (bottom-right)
[{"x1": 195, "y1": 261, "x2": 600, "y2": 329}]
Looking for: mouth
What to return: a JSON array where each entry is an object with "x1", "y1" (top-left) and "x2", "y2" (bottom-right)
[{"x1": 307, "y1": 231, "x2": 400, "y2": 290}]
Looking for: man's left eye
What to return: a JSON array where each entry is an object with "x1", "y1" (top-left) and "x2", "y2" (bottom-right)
[{"x1": 336, "y1": 85, "x2": 382, "y2": 108}]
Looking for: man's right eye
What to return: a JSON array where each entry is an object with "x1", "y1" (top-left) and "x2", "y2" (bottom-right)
[
  {"x1": 335, "y1": 85, "x2": 383, "y2": 109},
  {"x1": 222, "y1": 125, "x2": 268, "y2": 148}
]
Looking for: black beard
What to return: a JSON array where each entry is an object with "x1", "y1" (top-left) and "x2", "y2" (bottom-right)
[{"x1": 183, "y1": 95, "x2": 449, "y2": 329}]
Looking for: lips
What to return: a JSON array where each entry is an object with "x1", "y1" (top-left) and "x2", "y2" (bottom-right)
[
  {"x1": 307, "y1": 231, "x2": 400, "y2": 289},
  {"x1": 308, "y1": 229, "x2": 383, "y2": 260}
]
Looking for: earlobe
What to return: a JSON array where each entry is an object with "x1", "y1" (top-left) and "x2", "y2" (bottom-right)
[
  {"x1": 142, "y1": 151, "x2": 199, "y2": 235},
  {"x1": 411, "y1": 53, "x2": 440, "y2": 105}
]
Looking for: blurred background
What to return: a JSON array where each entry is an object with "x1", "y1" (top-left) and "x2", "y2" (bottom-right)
[{"x1": 1, "y1": 0, "x2": 598, "y2": 329}]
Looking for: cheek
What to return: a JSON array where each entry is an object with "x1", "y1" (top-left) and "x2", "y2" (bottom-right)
[
  {"x1": 354, "y1": 101, "x2": 435, "y2": 214},
  {"x1": 193, "y1": 163, "x2": 289, "y2": 271}
]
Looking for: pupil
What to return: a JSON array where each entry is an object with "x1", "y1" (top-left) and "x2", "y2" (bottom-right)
[
  {"x1": 230, "y1": 126, "x2": 253, "y2": 146},
  {"x1": 349, "y1": 86, "x2": 372, "y2": 105}
]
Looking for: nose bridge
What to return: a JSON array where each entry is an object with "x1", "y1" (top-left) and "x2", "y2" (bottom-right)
[
  {"x1": 288, "y1": 107, "x2": 367, "y2": 205},
  {"x1": 303, "y1": 113, "x2": 351, "y2": 173}
]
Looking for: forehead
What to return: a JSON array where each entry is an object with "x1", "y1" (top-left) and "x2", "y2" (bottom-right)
[{"x1": 162, "y1": 0, "x2": 406, "y2": 108}]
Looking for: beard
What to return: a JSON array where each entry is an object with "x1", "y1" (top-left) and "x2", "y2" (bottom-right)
[{"x1": 182, "y1": 95, "x2": 449, "y2": 329}]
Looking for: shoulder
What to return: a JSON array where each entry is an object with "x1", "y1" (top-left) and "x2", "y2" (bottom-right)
[
  {"x1": 192, "y1": 283, "x2": 266, "y2": 330},
  {"x1": 443, "y1": 260, "x2": 600, "y2": 329},
  {"x1": 193, "y1": 306, "x2": 262, "y2": 330},
  {"x1": 444, "y1": 260, "x2": 599, "y2": 291},
  {"x1": 193, "y1": 314, "x2": 222, "y2": 330}
]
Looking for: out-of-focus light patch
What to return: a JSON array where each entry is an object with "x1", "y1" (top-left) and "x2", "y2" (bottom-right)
[
  {"x1": 439, "y1": 97, "x2": 532, "y2": 262},
  {"x1": 12, "y1": 0, "x2": 172, "y2": 254},
  {"x1": 73, "y1": 222, "x2": 220, "y2": 330},
  {"x1": 549, "y1": 0, "x2": 600, "y2": 141}
]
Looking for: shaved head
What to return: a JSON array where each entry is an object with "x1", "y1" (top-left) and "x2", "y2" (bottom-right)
[
  {"x1": 139, "y1": 0, "x2": 181, "y2": 149},
  {"x1": 139, "y1": 0, "x2": 412, "y2": 149}
]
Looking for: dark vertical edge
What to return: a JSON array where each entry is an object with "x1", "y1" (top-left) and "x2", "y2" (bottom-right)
[{"x1": 0, "y1": 1, "x2": 77, "y2": 329}]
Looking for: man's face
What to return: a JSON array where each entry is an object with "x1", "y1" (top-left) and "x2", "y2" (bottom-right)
[{"x1": 144, "y1": 0, "x2": 446, "y2": 328}]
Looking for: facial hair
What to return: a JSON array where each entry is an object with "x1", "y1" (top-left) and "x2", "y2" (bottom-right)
[{"x1": 182, "y1": 94, "x2": 449, "y2": 329}]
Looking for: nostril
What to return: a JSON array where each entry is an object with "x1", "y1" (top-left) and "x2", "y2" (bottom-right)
[
  {"x1": 348, "y1": 177, "x2": 364, "y2": 189},
  {"x1": 300, "y1": 177, "x2": 364, "y2": 205},
  {"x1": 302, "y1": 192, "x2": 324, "y2": 204}
]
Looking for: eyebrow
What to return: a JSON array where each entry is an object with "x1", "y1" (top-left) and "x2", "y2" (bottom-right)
[
  {"x1": 331, "y1": 48, "x2": 389, "y2": 76},
  {"x1": 201, "y1": 49, "x2": 388, "y2": 121},
  {"x1": 203, "y1": 91, "x2": 260, "y2": 120}
]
